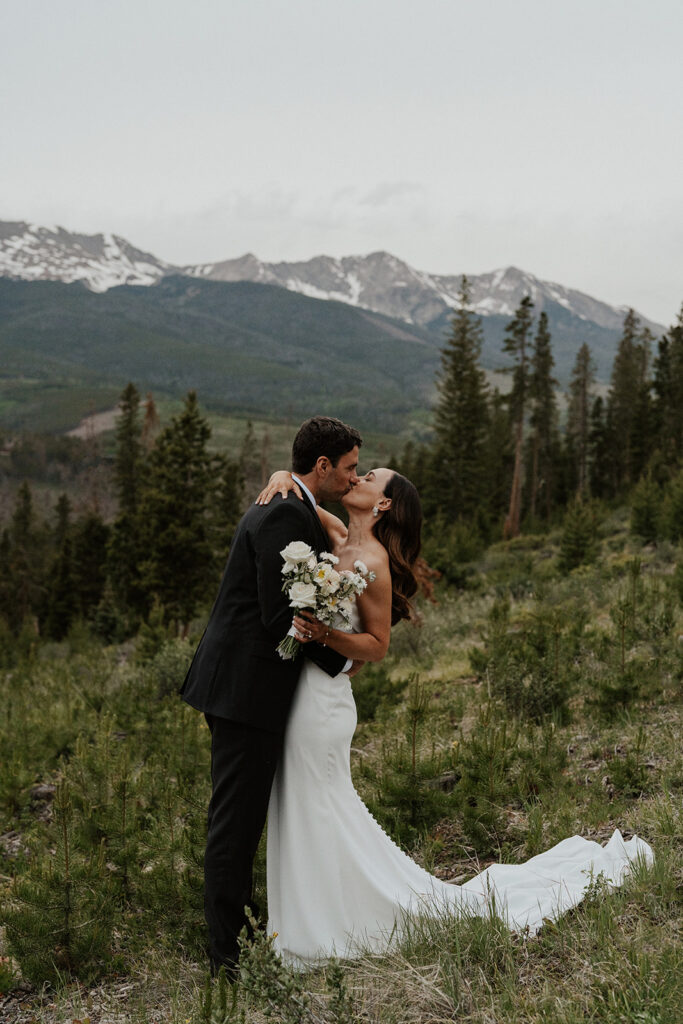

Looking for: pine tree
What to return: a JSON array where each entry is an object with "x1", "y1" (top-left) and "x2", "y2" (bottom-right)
[
  {"x1": 240, "y1": 420, "x2": 262, "y2": 495},
  {"x1": 606, "y1": 310, "x2": 653, "y2": 491},
  {"x1": 652, "y1": 306, "x2": 683, "y2": 465},
  {"x1": 259, "y1": 427, "x2": 272, "y2": 490},
  {"x1": 661, "y1": 469, "x2": 683, "y2": 542},
  {"x1": 108, "y1": 383, "x2": 146, "y2": 621},
  {"x1": 72, "y1": 511, "x2": 110, "y2": 619},
  {"x1": 7, "y1": 482, "x2": 46, "y2": 632},
  {"x1": 0, "y1": 528, "x2": 12, "y2": 631},
  {"x1": 588, "y1": 396, "x2": 611, "y2": 499},
  {"x1": 3, "y1": 781, "x2": 116, "y2": 985},
  {"x1": 566, "y1": 343, "x2": 596, "y2": 498},
  {"x1": 483, "y1": 388, "x2": 514, "y2": 526},
  {"x1": 432, "y1": 276, "x2": 490, "y2": 519},
  {"x1": 630, "y1": 326, "x2": 655, "y2": 481},
  {"x1": 44, "y1": 494, "x2": 77, "y2": 641},
  {"x1": 630, "y1": 474, "x2": 662, "y2": 544},
  {"x1": 138, "y1": 391, "x2": 219, "y2": 627},
  {"x1": 527, "y1": 312, "x2": 559, "y2": 520},
  {"x1": 558, "y1": 499, "x2": 598, "y2": 572},
  {"x1": 141, "y1": 392, "x2": 160, "y2": 452},
  {"x1": 397, "y1": 439, "x2": 435, "y2": 518},
  {"x1": 213, "y1": 455, "x2": 245, "y2": 565},
  {"x1": 502, "y1": 296, "x2": 534, "y2": 538}
]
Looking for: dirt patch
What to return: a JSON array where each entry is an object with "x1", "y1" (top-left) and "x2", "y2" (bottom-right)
[{"x1": 66, "y1": 408, "x2": 119, "y2": 439}]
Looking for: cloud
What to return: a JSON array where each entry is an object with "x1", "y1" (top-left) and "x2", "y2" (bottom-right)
[
  {"x1": 72, "y1": 183, "x2": 682, "y2": 326},
  {"x1": 358, "y1": 182, "x2": 426, "y2": 208}
]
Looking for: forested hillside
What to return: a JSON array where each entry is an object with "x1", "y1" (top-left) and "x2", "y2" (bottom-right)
[{"x1": 0, "y1": 275, "x2": 439, "y2": 434}]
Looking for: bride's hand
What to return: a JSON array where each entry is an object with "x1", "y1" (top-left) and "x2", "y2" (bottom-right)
[
  {"x1": 255, "y1": 471, "x2": 303, "y2": 505},
  {"x1": 293, "y1": 612, "x2": 328, "y2": 643}
]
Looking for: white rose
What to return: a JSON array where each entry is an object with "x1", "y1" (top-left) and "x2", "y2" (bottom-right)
[
  {"x1": 354, "y1": 559, "x2": 369, "y2": 576},
  {"x1": 281, "y1": 541, "x2": 314, "y2": 564},
  {"x1": 281, "y1": 560, "x2": 297, "y2": 575},
  {"x1": 288, "y1": 581, "x2": 317, "y2": 608},
  {"x1": 321, "y1": 551, "x2": 339, "y2": 564}
]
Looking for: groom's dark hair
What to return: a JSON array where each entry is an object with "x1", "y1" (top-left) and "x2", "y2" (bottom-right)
[{"x1": 292, "y1": 416, "x2": 362, "y2": 474}]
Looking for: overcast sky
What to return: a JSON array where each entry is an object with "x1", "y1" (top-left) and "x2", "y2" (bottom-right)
[{"x1": 2, "y1": 0, "x2": 681, "y2": 324}]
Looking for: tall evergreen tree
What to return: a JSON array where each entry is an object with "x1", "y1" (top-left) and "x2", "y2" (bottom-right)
[
  {"x1": 630, "y1": 326, "x2": 654, "y2": 481},
  {"x1": 566, "y1": 343, "x2": 596, "y2": 498},
  {"x1": 7, "y1": 482, "x2": 46, "y2": 632},
  {"x1": 137, "y1": 391, "x2": 219, "y2": 627},
  {"x1": 432, "y1": 276, "x2": 490, "y2": 519},
  {"x1": 141, "y1": 392, "x2": 160, "y2": 453},
  {"x1": 114, "y1": 383, "x2": 142, "y2": 515},
  {"x1": 606, "y1": 310, "x2": 652, "y2": 491},
  {"x1": 0, "y1": 528, "x2": 12, "y2": 630},
  {"x1": 652, "y1": 305, "x2": 683, "y2": 465},
  {"x1": 502, "y1": 296, "x2": 534, "y2": 538},
  {"x1": 212, "y1": 455, "x2": 245, "y2": 566},
  {"x1": 72, "y1": 511, "x2": 110, "y2": 619},
  {"x1": 44, "y1": 495, "x2": 77, "y2": 641},
  {"x1": 484, "y1": 389, "x2": 515, "y2": 528},
  {"x1": 527, "y1": 312, "x2": 559, "y2": 520},
  {"x1": 108, "y1": 383, "x2": 145, "y2": 620},
  {"x1": 588, "y1": 396, "x2": 612, "y2": 499},
  {"x1": 240, "y1": 420, "x2": 262, "y2": 496}
]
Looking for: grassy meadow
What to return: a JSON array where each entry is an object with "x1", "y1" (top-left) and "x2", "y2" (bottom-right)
[{"x1": 0, "y1": 506, "x2": 682, "y2": 1023}]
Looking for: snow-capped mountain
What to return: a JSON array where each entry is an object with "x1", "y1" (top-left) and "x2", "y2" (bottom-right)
[
  {"x1": 0, "y1": 221, "x2": 170, "y2": 292},
  {"x1": 0, "y1": 220, "x2": 665, "y2": 336},
  {"x1": 185, "y1": 251, "x2": 663, "y2": 335}
]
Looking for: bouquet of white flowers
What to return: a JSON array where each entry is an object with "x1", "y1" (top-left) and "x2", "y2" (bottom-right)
[{"x1": 277, "y1": 541, "x2": 376, "y2": 660}]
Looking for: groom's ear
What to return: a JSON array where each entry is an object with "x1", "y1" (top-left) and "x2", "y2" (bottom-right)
[{"x1": 315, "y1": 455, "x2": 330, "y2": 476}]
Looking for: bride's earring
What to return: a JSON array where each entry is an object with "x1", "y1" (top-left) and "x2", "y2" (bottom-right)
[{"x1": 372, "y1": 506, "x2": 379, "y2": 517}]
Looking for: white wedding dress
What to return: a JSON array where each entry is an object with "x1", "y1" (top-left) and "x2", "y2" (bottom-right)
[{"x1": 266, "y1": 608, "x2": 653, "y2": 967}]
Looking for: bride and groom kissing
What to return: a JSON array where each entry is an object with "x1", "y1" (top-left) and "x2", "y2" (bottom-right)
[{"x1": 181, "y1": 415, "x2": 652, "y2": 976}]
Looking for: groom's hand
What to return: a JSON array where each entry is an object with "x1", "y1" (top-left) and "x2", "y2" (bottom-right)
[{"x1": 348, "y1": 659, "x2": 364, "y2": 677}]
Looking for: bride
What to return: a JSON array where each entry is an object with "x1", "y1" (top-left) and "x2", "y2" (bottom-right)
[{"x1": 258, "y1": 467, "x2": 653, "y2": 967}]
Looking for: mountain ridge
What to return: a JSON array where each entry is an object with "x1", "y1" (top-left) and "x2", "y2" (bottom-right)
[{"x1": 0, "y1": 220, "x2": 665, "y2": 338}]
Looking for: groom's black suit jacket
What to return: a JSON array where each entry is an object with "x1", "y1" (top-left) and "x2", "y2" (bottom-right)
[{"x1": 181, "y1": 492, "x2": 346, "y2": 733}]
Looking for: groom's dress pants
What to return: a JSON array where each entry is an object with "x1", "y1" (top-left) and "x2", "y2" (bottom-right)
[{"x1": 204, "y1": 714, "x2": 284, "y2": 970}]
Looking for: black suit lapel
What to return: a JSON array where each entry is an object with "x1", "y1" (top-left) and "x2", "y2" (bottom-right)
[{"x1": 300, "y1": 492, "x2": 332, "y2": 552}]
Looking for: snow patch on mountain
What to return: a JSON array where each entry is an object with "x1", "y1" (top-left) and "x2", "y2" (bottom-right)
[
  {"x1": 0, "y1": 221, "x2": 169, "y2": 292},
  {"x1": 0, "y1": 220, "x2": 665, "y2": 337}
]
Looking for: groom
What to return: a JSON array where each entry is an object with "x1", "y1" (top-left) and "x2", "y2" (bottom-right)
[{"x1": 180, "y1": 415, "x2": 362, "y2": 974}]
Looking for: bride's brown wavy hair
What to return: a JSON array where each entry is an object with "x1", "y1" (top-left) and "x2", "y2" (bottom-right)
[{"x1": 372, "y1": 472, "x2": 422, "y2": 625}]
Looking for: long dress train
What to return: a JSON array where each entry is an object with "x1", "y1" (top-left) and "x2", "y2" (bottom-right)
[{"x1": 266, "y1": 613, "x2": 653, "y2": 966}]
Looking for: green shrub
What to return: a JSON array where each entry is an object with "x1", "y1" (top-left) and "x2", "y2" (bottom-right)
[
  {"x1": 630, "y1": 474, "x2": 663, "y2": 543},
  {"x1": 470, "y1": 597, "x2": 581, "y2": 724},
  {"x1": 450, "y1": 709, "x2": 567, "y2": 853},
  {"x1": 143, "y1": 636, "x2": 194, "y2": 696},
  {"x1": 3, "y1": 782, "x2": 117, "y2": 986},
  {"x1": 660, "y1": 469, "x2": 683, "y2": 542},
  {"x1": 559, "y1": 499, "x2": 598, "y2": 572},
  {"x1": 422, "y1": 517, "x2": 486, "y2": 585},
  {"x1": 352, "y1": 662, "x2": 405, "y2": 722}
]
